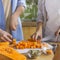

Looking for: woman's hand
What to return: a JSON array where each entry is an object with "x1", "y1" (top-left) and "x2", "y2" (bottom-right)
[
  {"x1": 31, "y1": 22, "x2": 42, "y2": 41},
  {"x1": 10, "y1": 6, "x2": 25, "y2": 31},
  {"x1": 0, "y1": 29, "x2": 12, "y2": 42},
  {"x1": 10, "y1": 14, "x2": 18, "y2": 31},
  {"x1": 31, "y1": 31, "x2": 42, "y2": 41}
]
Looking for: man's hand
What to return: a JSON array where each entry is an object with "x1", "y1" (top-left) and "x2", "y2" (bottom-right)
[
  {"x1": 0, "y1": 29, "x2": 12, "y2": 42},
  {"x1": 10, "y1": 14, "x2": 18, "y2": 30}
]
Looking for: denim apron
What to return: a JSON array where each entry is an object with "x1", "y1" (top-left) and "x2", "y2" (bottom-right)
[
  {"x1": 11, "y1": 0, "x2": 24, "y2": 41},
  {"x1": 0, "y1": 0, "x2": 24, "y2": 41}
]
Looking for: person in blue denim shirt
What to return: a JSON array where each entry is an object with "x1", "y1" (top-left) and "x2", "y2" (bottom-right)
[{"x1": 0, "y1": 0, "x2": 26, "y2": 42}]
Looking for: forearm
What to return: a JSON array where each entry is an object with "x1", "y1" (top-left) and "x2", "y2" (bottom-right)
[
  {"x1": 13, "y1": 6, "x2": 25, "y2": 17},
  {"x1": 36, "y1": 21, "x2": 43, "y2": 35},
  {"x1": 36, "y1": 21, "x2": 42, "y2": 31}
]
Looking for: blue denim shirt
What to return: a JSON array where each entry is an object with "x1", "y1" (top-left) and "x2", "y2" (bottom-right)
[{"x1": 0, "y1": 0, "x2": 26, "y2": 41}]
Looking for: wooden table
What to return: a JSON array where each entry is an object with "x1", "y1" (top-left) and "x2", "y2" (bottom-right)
[
  {"x1": 22, "y1": 22, "x2": 54, "y2": 60},
  {"x1": 27, "y1": 42, "x2": 60, "y2": 60},
  {"x1": 27, "y1": 42, "x2": 56, "y2": 60},
  {"x1": 27, "y1": 54, "x2": 54, "y2": 60}
]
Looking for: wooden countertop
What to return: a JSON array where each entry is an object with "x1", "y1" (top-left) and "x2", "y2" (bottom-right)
[{"x1": 27, "y1": 54, "x2": 54, "y2": 60}]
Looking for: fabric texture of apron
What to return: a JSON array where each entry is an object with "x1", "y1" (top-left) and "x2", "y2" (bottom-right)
[{"x1": 11, "y1": 0, "x2": 24, "y2": 41}]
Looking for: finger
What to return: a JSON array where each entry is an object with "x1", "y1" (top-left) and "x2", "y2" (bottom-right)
[
  {"x1": 12, "y1": 25, "x2": 16, "y2": 30},
  {"x1": 32, "y1": 35, "x2": 34, "y2": 39},
  {"x1": 35, "y1": 34, "x2": 38, "y2": 41},
  {"x1": 37, "y1": 35, "x2": 41, "y2": 40},
  {"x1": 34, "y1": 34, "x2": 37, "y2": 41},
  {"x1": 1, "y1": 37, "x2": 7, "y2": 42},
  {"x1": 32, "y1": 35, "x2": 35, "y2": 40},
  {"x1": 14, "y1": 23, "x2": 18, "y2": 30},
  {"x1": 10, "y1": 24, "x2": 16, "y2": 31},
  {"x1": 7, "y1": 33, "x2": 12, "y2": 39},
  {"x1": 3, "y1": 35, "x2": 12, "y2": 42},
  {"x1": 14, "y1": 23, "x2": 17, "y2": 29},
  {"x1": 31, "y1": 33, "x2": 35, "y2": 39}
]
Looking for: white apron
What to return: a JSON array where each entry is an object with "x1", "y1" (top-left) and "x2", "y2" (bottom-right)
[{"x1": 45, "y1": 0, "x2": 60, "y2": 36}]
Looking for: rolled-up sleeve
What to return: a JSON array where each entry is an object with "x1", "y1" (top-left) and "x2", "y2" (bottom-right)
[
  {"x1": 17, "y1": 0, "x2": 26, "y2": 8},
  {"x1": 37, "y1": 0, "x2": 44, "y2": 23}
]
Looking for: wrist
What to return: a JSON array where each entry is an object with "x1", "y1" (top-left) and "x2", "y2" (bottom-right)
[
  {"x1": 0, "y1": 29, "x2": 4, "y2": 35},
  {"x1": 36, "y1": 22, "x2": 42, "y2": 35},
  {"x1": 36, "y1": 22, "x2": 42, "y2": 31},
  {"x1": 12, "y1": 12, "x2": 18, "y2": 18}
]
